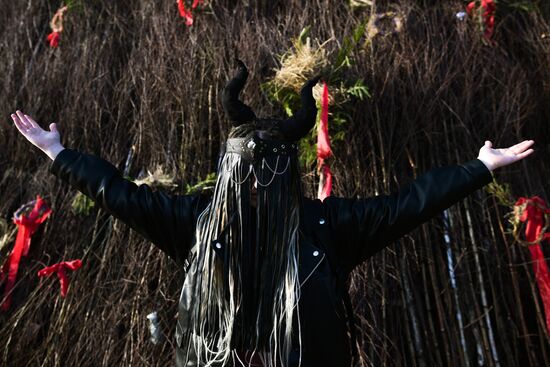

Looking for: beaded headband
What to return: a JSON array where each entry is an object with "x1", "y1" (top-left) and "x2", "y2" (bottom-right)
[{"x1": 225, "y1": 137, "x2": 298, "y2": 163}]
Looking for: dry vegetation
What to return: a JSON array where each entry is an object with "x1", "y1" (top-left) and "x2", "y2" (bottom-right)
[{"x1": 0, "y1": 0, "x2": 549, "y2": 366}]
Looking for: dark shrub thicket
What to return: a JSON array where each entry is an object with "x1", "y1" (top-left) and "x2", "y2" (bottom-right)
[{"x1": 0, "y1": 1, "x2": 549, "y2": 366}]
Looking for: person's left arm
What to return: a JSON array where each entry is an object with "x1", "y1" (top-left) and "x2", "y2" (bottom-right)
[{"x1": 323, "y1": 140, "x2": 534, "y2": 270}]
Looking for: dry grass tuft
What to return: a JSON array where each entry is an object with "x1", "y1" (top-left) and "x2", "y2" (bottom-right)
[{"x1": 272, "y1": 35, "x2": 332, "y2": 93}]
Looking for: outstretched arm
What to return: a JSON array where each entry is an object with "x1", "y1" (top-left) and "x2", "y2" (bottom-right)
[
  {"x1": 11, "y1": 110, "x2": 204, "y2": 265},
  {"x1": 323, "y1": 140, "x2": 535, "y2": 270}
]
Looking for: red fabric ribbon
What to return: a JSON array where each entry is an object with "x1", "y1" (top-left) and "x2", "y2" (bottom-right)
[
  {"x1": 46, "y1": 31, "x2": 61, "y2": 48},
  {"x1": 177, "y1": 0, "x2": 203, "y2": 27},
  {"x1": 0, "y1": 195, "x2": 52, "y2": 311},
  {"x1": 38, "y1": 260, "x2": 82, "y2": 297},
  {"x1": 515, "y1": 196, "x2": 550, "y2": 334},
  {"x1": 46, "y1": 5, "x2": 68, "y2": 48},
  {"x1": 177, "y1": 0, "x2": 193, "y2": 26},
  {"x1": 317, "y1": 82, "x2": 332, "y2": 201},
  {"x1": 466, "y1": 0, "x2": 496, "y2": 41},
  {"x1": 319, "y1": 164, "x2": 332, "y2": 200},
  {"x1": 317, "y1": 82, "x2": 332, "y2": 165}
]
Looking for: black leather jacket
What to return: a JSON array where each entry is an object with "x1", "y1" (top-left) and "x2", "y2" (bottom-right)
[{"x1": 50, "y1": 149, "x2": 493, "y2": 367}]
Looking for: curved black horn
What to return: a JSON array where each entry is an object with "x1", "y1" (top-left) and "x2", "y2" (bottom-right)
[
  {"x1": 278, "y1": 76, "x2": 321, "y2": 141},
  {"x1": 221, "y1": 59, "x2": 256, "y2": 125}
]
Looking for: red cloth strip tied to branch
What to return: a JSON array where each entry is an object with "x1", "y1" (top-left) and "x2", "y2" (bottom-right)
[
  {"x1": 0, "y1": 195, "x2": 52, "y2": 311},
  {"x1": 46, "y1": 5, "x2": 68, "y2": 48},
  {"x1": 317, "y1": 82, "x2": 332, "y2": 201},
  {"x1": 514, "y1": 196, "x2": 550, "y2": 334},
  {"x1": 177, "y1": 0, "x2": 204, "y2": 27},
  {"x1": 466, "y1": 0, "x2": 496, "y2": 42},
  {"x1": 46, "y1": 32, "x2": 61, "y2": 48},
  {"x1": 38, "y1": 260, "x2": 82, "y2": 297}
]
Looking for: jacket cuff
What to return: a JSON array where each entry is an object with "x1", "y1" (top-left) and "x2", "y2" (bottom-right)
[
  {"x1": 461, "y1": 158, "x2": 494, "y2": 187},
  {"x1": 50, "y1": 148, "x2": 80, "y2": 177}
]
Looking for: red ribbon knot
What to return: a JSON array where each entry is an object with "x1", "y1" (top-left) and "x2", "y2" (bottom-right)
[
  {"x1": 514, "y1": 196, "x2": 550, "y2": 334},
  {"x1": 0, "y1": 195, "x2": 52, "y2": 311},
  {"x1": 38, "y1": 259, "x2": 82, "y2": 297}
]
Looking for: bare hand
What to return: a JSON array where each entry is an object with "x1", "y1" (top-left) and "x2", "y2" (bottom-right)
[
  {"x1": 477, "y1": 140, "x2": 535, "y2": 171},
  {"x1": 11, "y1": 110, "x2": 65, "y2": 160}
]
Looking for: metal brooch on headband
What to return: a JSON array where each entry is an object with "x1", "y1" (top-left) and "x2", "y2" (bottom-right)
[{"x1": 221, "y1": 59, "x2": 320, "y2": 163}]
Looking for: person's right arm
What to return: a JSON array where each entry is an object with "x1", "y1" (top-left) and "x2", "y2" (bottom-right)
[
  {"x1": 11, "y1": 110, "x2": 203, "y2": 265},
  {"x1": 51, "y1": 149, "x2": 204, "y2": 264}
]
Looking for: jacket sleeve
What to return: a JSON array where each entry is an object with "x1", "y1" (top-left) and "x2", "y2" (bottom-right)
[
  {"x1": 322, "y1": 159, "x2": 493, "y2": 269},
  {"x1": 50, "y1": 148, "x2": 205, "y2": 265}
]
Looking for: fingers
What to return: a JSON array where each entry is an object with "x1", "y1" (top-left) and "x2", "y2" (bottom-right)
[
  {"x1": 15, "y1": 111, "x2": 32, "y2": 129},
  {"x1": 24, "y1": 113, "x2": 40, "y2": 128},
  {"x1": 515, "y1": 148, "x2": 535, "y2": 160},
  {"x1": 11, "y1": 114, "x2": 28, "y2": 135},
  {"x1": 519, "y1": 140, "x2": 535, "y2": 151},
  {"x1": 509, "y1": 139, "x2": 535, "y2": 153},
  {"x1": 13, "y1": 110, "x2": 42, "y2": 129}
]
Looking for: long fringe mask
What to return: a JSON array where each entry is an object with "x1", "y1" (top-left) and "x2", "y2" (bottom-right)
[{"x1": 183, "y1": 137, "x2": 303, "y2": 367}]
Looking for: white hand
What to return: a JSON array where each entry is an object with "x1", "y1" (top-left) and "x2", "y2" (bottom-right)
[
  {"x1": 11, "y1": 110, "x2": 65, "y2": 160},
  {"x1": 477, "y1": 140, "x2": 535, "y2": 171}
]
